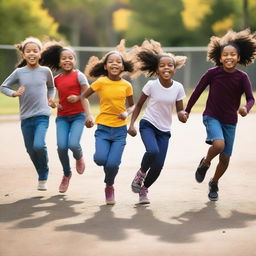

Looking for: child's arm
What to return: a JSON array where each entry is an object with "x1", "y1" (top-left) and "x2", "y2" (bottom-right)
[
  {"x1": 176, "y1": 100, "x2": 188, "y2": 123},
  {"x1": 46, "y1": 68, "x2": 56, "y2": 108},
  {"x1": 117, "y1": 95, "x2": 135, "y2": 120},
  {"x1": 80, "y1": 85, "x2": 94, "y2": 128},
  {"x1": 128, "y1": 93, "x2": 148, "y2": 137},
  {"x1": 1, "y1": 70, "x2": 22, "y2": 97},
  {"x1": 239, "y1": 74, "x2": 255, "y2": 117}
]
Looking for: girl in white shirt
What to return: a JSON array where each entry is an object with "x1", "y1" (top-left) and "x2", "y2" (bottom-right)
[{"x1": 128, "y1": 40, "x2": 187, "y2": 204}]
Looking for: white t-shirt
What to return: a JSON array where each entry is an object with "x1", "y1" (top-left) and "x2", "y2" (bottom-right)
[{"x1": 142, "y1": 78, "x2": 186, "y2": 132}]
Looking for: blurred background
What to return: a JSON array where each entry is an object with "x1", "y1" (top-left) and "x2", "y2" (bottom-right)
[{"x1": 0, "y1": 0, "x2": 255, "y2": 112}]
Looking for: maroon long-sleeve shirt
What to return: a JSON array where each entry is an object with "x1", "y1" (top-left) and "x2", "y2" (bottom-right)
[{"x1": 185, "y1": 66, "x2": 255, "y2": 124}]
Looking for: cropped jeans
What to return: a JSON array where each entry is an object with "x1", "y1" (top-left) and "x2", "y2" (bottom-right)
[
  {"x1": 21, "y1": 115, "x2": 49, "y2": 181},
  {"x1": 94, "y1": 124, "x2": 127, "y2": 186},
  {"x1": 139, "y1": 119, "x2": 171, "y2": 188},
  {"x1": 56, "y1": 113, "x2": 85, "y2": 177}
]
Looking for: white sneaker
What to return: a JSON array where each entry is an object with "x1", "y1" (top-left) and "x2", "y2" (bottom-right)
[{"x1": 37, "y1": 180, "x2": 47, "y2": 191}]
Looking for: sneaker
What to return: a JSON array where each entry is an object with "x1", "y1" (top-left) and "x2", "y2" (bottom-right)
[
  {"x1": 195, "y1": 158, "x2": 210, "y2": 183},
  {"x1": 105, "y1": 186, "x2": 115, "y2": 205},
  {"x1": 37, "y1": 180, "x2": 47, "y2": 191},
  {"x1": 139, "y1": 186, "x2": 150, "y2": 204},
  {"x1": 59, "y1": 173, "x2": 72, "y2": 193},
  {"x1": 208, "y1": 179, "x2": 219, "y2": 201},
  {"x1": 131, "y1": 170, "x2": 146, "y2": 193},
  {"x1": 76, "y1": 156, "x2": 85, "y2": 174}
]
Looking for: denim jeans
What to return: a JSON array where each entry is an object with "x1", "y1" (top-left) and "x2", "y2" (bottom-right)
[
  {"x1": 21, "y1": 115, "x2": 50, "y2": 181},
  {"x1": 94, "y1": 124, "x2": 127, "y2": 186},
  {"x1": 56, "y1": 113, "x2": 86, "y2": 176},
  {"x1": 139, "y1": 119, "x2": 171, "y2": 188}
]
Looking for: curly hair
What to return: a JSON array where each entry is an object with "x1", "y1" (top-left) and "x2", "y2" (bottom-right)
[
  {"x1": 207, "y1": 29, "x2": 256, "y2": 66},
  {"x1": 16, "y1": 37, "x2": 42, "y2": 68},
  {"x1": 40, "y1": 41, "x2": 76, "y2": 72},
  {"x1": 85, "y1": 40, "x2": 135, "y2": 79},
  {"x1": 134, "y1": 39, "x2": 187, "y2": 77}
]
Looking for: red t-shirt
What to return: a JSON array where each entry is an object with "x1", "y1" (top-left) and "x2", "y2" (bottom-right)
[{"x1": 54, "y1": 71, "x2": 85, "y2": 116}]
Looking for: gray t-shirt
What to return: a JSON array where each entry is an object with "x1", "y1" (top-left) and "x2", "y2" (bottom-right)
[{"x1": 1, "y1": 65, "x2": 55, "y2": 120}]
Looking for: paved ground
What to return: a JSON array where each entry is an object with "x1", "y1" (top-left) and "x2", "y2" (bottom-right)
[{"x1": 0, "y1": 113, "x2": 256, "y2": 256}]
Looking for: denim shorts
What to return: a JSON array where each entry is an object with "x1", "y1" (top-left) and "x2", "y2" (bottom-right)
[{"x1": 203, "y1": 115, "x2": 237, "y2": 156}]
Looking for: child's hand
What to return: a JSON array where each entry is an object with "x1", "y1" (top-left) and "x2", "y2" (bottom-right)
[
  {"x1": 238, "y1": 106, "x2": 247, "y2": 117},
  {"x1": 85, "y1": 115, "x2": 94, "y2": 128},
  {"x1": 128, "y1": 126, "x2": 137, "y2": 137},
  {"x1": 178, "y1": 111, "x2": 188, "y2": 123},
  {"x1": 13, "y1": 86, "x2": 25, "y2": 97},
  {"x1": 67, "y1": 95, "x2": 80, "y2": 103},
  {"x1": 48, "y1": 98, "x2": 57, "y2": 108},
  {"x1": 57, "y1": 104, "x2": 64, "y2": 110},
  {"x1": 118, "y1": 111, "x2": 128, "y2": 120}
]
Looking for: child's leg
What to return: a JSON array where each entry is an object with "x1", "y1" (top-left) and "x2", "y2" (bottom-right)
[
  {"x1": 103, "y1": 126, "x2": 127, "y2": 186},
  {"x1": 68, "y1": 113, "x2": 85, "y2": 161},
  {"x1": 204, "y1": 139, "x2": 225, "y2": 165},
  {"x1": 56, "y1": 116, "x2": 71, "y2": 177},
  {"x1": 33, "y1": 116, "x2": 50, "y2": 181},
  {"x1": 143, "y1": 131, "x2": 170, "y2": 188},
  {"x1": 139, "y1": 120, "x2": 159, "y2": 173},
  {"x1": 212, "y1": 153, "x2": 230, "y2": 181}
]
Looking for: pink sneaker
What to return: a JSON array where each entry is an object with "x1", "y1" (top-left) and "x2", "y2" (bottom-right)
[
  {"x1": 59, "y1": 173, "x2": 72, "y2": 193},
  {"x1": 105, "y1": 186, "x2": 115, "y2": 205},
  {"x1": 131, "y1": 170, "x2": 146, "y2": 193},
  {"x1": 76, "y1": 156, "x2": 85, "y2": 174},
  {"x1": 139, "y1": 186, "x2": 150, "y2": 204}
]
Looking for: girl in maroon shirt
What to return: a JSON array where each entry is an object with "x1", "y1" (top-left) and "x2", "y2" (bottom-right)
[{"x1": 185, "y1": 29, "x2": 256, "y2": 201}]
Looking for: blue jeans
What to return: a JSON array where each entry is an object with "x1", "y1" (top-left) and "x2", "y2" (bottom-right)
[
  {"x1": 139, "y1": 119, "x2": 171, "y2": 188},
  {"x1": 56, "y1": 113, "x2": 85, "y2": 176},
  {"x1": 21, "y1": 115, "x2": 49, "y2": 181},
  {"x1": 94, "y1": 124, "x2": 127, "y2": 186}
]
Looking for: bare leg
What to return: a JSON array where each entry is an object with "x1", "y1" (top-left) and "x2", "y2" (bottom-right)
[
  {"x1": 204, "y1": 139, "x2": 225, "y2": 166},
  {"x1": 212, "y1": 153, "x2": 230, "y2": 182}
]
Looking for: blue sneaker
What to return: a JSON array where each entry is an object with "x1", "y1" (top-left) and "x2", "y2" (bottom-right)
[
  {"x1": 208, "y1": 179, "x2": 219, "y2": 201},
  {"x1": 195, "y1": 158, "x2": 210, "y2": 183}
]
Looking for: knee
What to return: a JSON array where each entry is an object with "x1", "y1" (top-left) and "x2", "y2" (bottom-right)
[
  {"x1": 33, "y1": 144, "x2": 45, "y2": 153},
  {"x1": 105, "y1": 163, "x2": 119, "y2": 172},
  {"x1": 213, "y1": 140, "x2": 225, "y2": 153},
  {"x1": 146, "y1": 148, "x2": 159, "y2": 158},
  {"x1": 57, "y1": 144, "x2": 68, "y2": 154},
  {"x1": 94, "y1": 155, "x2": 106, "y2": 166}
]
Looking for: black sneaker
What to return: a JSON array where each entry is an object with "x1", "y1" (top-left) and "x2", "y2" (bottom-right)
[
  {"x1": 208, "y1": 179, "x2": 219, "y2": 201},
  {"x1": 195, "y1": 158, "x2": 210, "y2": 183}
]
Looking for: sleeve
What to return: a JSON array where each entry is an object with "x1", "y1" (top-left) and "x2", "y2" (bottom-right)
[
  {"x1": 185, "y1": 70, "x2": 211, "y2": 113},
  {"x1": 46, "y1": 68, "x2": 55, "y2": 99},
  {"x1": 242, "y1": 73, "x2": 255, "y2": 112},
  {"x1": 126, "y1": 82, "x2": 133, "y2": 97},
  {"x1": 142, "y1": 80, "x2": 152, "y2": 96},
  {"x1": 90, "y1": 79, "x2": 101, "y2": 92},
  {"x1": 0, "y1": 69, "x2": 19, "y2": 97},
  {"x1": 176, "y1": 83, "x2": 186, "y2": 101},
  {"x1": 77, "y1": 71, "x2": 89, "y2": 87}
]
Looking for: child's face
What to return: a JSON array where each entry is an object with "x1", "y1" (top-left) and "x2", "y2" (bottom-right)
[
  {"x1": 220, "y1": 45, "x2": 240, "y2": 72},
  {"x1": 59, "y1": 50, "x2": 76, "y2": 72},
  {"x1": 104, "y1": 53, "x2": 124, "y2": 79},
  {"x1": 22, "y1": 43, "x2": 41, "y2": 68},
  {"x1": 157, "y1": 56, "x2": 176, "y2": 80}
]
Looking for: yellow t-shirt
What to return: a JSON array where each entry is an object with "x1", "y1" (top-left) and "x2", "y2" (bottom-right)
[{"x1": 91, "y1": 76, "x2": 133, "y2": 127}]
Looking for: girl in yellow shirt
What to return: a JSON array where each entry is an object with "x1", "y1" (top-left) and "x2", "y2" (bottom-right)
[{"x1": 82, "y1": 46, "x2": 135, "y2": 205}]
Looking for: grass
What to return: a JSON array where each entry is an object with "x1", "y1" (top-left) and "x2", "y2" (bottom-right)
[{"x1": 0, "y1": 91, "x2": 255, "y2": 115}]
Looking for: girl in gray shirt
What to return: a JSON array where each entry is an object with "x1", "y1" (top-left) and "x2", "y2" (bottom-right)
[{"x1": 0, "y1": 37, "x2": 55, "y2": 191}]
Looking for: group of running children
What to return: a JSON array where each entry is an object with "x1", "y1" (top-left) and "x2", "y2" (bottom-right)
[{"x1": 1, "y1": 29, "x2": 256, "y2": 205}]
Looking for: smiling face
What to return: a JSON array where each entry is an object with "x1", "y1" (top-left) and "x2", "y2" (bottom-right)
[
  {"x1": 104, "y1": 53, "x2": 124, "y2": 80},
  {"x1": 220, "y1": 45, "x2": 240, "y2": 72},
  {"x1": 59, "y1": 50, "x2": 76, "y2": 73},
  {"x1": 157, "y1": 56, "x2": 176, "y2": 85},
  {"x1": 22, "y1": 43, "x2": 41, "y2": 68}
]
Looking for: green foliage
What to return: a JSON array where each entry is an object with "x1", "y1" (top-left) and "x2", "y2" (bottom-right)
[{"x1": 0, "y1": 0, "x2": 60, "y2": 44}]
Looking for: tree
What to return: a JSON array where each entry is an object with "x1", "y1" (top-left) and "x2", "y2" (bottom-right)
[{"x1": 0, "y1": 0, "x2": 60, "y2": 44}]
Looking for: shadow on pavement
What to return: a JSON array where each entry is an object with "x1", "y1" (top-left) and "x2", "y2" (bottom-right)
[
  {"x1": 0, "y1": 195, "x2": 84, "y2": 228},
  {"x1": 55, "y1": 201, "x2": 256, "y2": 243}
]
